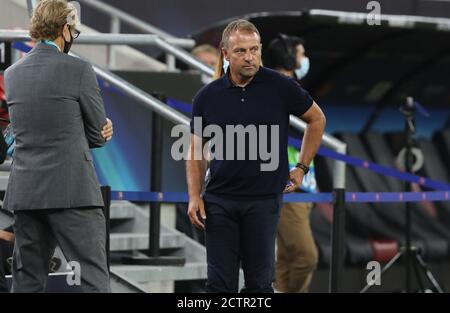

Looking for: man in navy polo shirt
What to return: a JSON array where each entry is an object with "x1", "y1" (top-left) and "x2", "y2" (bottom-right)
[{"x1": 186, "y1": 19, "x2": 326, "y2": 293}]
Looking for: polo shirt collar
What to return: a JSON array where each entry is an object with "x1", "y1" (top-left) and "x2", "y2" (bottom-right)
[{"x1": 222, "y1": 66, "x2": 264, "y2": 89}]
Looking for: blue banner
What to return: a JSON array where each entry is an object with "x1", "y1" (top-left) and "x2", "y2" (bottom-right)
[{"x1": 112, "y1": 191, "x2": 450, "y2": 203}]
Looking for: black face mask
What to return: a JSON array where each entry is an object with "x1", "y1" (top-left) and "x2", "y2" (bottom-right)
[{"x1": 63, "y1": 30, "x2": 73, "y2": 54}]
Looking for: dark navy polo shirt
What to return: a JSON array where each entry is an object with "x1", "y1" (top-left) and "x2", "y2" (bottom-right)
[{"x1": 190, "y1": 67, "x2": 313, "y2": 199}]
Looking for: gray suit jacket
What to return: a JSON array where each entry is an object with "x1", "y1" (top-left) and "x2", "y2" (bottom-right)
[{"x1": 3, "y1": 43, "x2": 107, "y2": 211}]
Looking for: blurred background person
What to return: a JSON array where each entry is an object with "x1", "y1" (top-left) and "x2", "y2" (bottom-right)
[
  {"x1": 265, "y1": 33, "x2": 318, "y2": 293},
  {"x1": 191, "y1": 44, "x2": 219, "y2": 84},
  {"x1": 192, "y1": 44, "x2": 220, "y2": 69}
]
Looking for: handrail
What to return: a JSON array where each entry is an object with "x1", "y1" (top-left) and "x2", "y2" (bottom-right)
[
  {"x1": 95, "y1": 63, "x2": 346, "y2": 187},
  {"x1": 289, "y1": 116, "x2": 346, "y2": 189},
  {"x1": 0, "y1": 30, "x2": 214, "y2": 77},
  {"x1": 94, "y1": 55, "x2": 347, "y2": 293},
  {"x1": 154, "y1": 37, "x2": 214, "y2": 77},
  {"x1": 0, "y1": 30, "x2": 344, "y2": 188},
  {"x1": 93, "y1": 65, "x2": 190, "y2": 126},
  {"x1": 77, "y1": 0, "x2": 195, "y2": 48},
  {"x1": 309, "y1": 9, "x2": 450, "y2": 30},
  {"x1": 74, "y1": 0, "x2": 196, "y2": 70},
  {"x1": 5, "y1": 35, "x2": 347, "y2": 290},
  {"x1": 0, "y1": 31, "x2": 193, "y2": 47}
]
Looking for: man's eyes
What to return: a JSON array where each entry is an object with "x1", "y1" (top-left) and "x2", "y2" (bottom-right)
[{"x1": 234, "y1": 48, "x2": 259, "y2": 54}]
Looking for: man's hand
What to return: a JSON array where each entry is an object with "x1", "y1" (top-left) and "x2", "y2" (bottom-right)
[
  {"x1": 187, "y1": 196, "x2": 206, "y2": 230},
  {"x1": 102, "y1": 118, "x2": 113, "y2": 141},
  {"x1": 283, "y1": 167, "x2": 305, "y2": 193},
  {"x1": 0, "y1": 230, "x2": 15, "y2": 242}
]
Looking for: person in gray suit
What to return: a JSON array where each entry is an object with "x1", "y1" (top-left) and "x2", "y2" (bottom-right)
[{"x1": 3, "y1": 0, "x2": 113, "y2": 292}]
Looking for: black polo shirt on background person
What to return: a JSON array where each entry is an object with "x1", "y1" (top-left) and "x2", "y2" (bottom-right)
[{"x1": 190, "y1": 66, "x2": 313, "y2": 199}]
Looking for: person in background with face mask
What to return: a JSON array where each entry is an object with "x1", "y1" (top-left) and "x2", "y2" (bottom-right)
[
  {"x1": 293, "y1": 38, "x2": 310, "y2": 81},
  {"x1": 3, "y1": 0, "x2": 113, "y2": 292},
  {"x1": 265, "y1": 33, "x2": 318, "y2": 293}
]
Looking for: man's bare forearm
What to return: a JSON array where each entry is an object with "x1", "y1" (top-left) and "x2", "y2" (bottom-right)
[
  {"x1": 186, "y1": 159, "x2": 207, "y2": 198},
  {"x1": 186, "y1": 144, "x2": 208, "y2": 199},
  {"x1": 299, "y1": 104, "x2": 326, "y2": 166}
]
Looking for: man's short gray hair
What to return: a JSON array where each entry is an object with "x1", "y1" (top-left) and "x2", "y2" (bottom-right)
[{"x1": 221, "y1": 19, "x2": 261, "y2": 49}]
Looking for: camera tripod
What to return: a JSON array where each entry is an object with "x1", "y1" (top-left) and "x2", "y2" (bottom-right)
[{"x1": 361, "y1": 97, "x2": 444, "y2": 293}]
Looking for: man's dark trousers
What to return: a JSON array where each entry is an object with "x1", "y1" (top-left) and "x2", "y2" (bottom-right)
[
  {"x1": 204, "y1": 193, "x2": 282, "y2": 293},
  {"x1": 12, "y1": 207, "x2": 110, "y2": 293}
]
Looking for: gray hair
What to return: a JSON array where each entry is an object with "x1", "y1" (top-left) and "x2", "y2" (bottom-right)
[{"x1": 221, "y1": 19, "x2": 260, "y2": 48}]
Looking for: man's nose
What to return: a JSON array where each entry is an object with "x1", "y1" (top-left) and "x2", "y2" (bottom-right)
[
  {"x1": 244, "y1": 49, "x2": 254, "y2": 61},
  {"x1": 244, "y1": 50, "x2": 253, "y2": 62}
]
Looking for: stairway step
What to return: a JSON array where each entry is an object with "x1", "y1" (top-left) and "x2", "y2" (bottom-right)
[
  {"x1": 110, "y1": 201, "x2": 136, "y2": 219},
  {"x1": 110, "y1": 262, "x2": 207, "y2": 282},
  {"x1": 0, "y1": 171, "x2": 9, "y2": 191},
  {"x1": 110, "y1": 232, "x2": 185, "y2": 251}
]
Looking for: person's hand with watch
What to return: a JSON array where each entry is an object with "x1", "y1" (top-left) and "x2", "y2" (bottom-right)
[{"x1": 283, "y1": 162, "x2": 309, "y2": 193}]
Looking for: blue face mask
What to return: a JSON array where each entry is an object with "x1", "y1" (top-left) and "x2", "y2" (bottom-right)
[
  {"x1": 223, "y1": 59, "x2": 229, "y2": 73},
  {"x1": 295, "y1": 56, "x2": 310, "y2": 80}
]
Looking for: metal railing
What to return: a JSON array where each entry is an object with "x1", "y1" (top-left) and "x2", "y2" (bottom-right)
[
  {"x1": 92, "y1": 63, "x2": 347, "y2": 291},
  {"x1": 1, "y1": 30, "x2": 347, "y2": 292},
  {"x1": 0, "y1": 30, "x2": 214, "y2": 77},
  {"x1": 92, "y1": 65, "x2": 190, "y2": 126},
  {"x1": 77, "y1": 0, "x2": 195, "y2": 70},
  {"x1": 309, "y1": 9, "x2": 450, "y2": 30},
  {"x1": 78, "y1": 0, "x2": 190, "y2": 43},
  {"x1": 93, "y1": 65, "x2": 348, "y2": 292},
  {"x1": 289, "y1": 116, "x2": 346, "y2": 189}
]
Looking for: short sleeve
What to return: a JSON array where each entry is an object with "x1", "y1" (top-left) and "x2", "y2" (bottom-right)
[
  {"x1": 283, "y1": 78, "x2": 314, "y2": 116},
  {"x1": 190, "y1": 91, "x2": 205, "y2": 137}
]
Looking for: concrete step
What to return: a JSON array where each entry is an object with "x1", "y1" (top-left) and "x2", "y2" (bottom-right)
[
  {"x1": 109, "y1": 201, "x2": 136, "y2": 219},
  {"x1": 110, "y1": 232, "x2": 186, "y2": 251},
  {"x1": 110, "y1": 261, "x2": 207, "y2": 283},
  {"x1": 110, "y1": 271, "x2": 146, "y2": 293},
  {"x1": 0, "y1": 171, "x2": 10, "y2": 191}
]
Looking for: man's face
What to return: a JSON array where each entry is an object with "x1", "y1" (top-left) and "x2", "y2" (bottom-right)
[
  {"x1": 222, "y1": 30, "x2": 261, "y2": 79},
  {"x1": 195, "y1": 51, "x2": 219, "y2": 68},
  {"x1": 296, "y1": 44, "x2": 305, "y2": 67}
]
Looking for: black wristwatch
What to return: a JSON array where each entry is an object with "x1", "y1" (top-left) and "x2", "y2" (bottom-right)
[{"x1": 295, "y1": 162, "x2": 309, "y2": 175}]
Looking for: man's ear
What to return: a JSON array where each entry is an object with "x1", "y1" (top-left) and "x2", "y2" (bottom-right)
[
  {"x1": 221, "y1": 47, "x2": 229, "y2": 61},
  {"x1": 62, "y1": 24, "x2": 70, "y2": 41}
]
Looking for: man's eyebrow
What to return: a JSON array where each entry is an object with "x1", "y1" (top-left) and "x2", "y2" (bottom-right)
[{"x1": 233, "y1": 45, "x2": 259, "y2": 51}]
